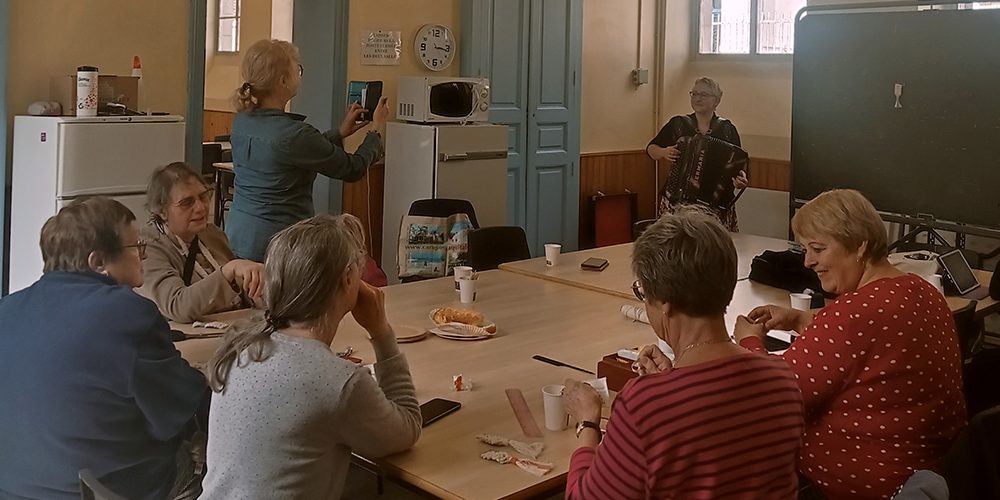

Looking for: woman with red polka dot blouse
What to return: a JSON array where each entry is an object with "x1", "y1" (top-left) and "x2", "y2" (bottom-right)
[{"x1": 734, "y1": 189, "x2": 967, "y2": 500}]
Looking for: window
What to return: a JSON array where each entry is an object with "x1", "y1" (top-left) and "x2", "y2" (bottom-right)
[
  {"x1": 218, "y1": 0, "x2": 241, "y2": 53},
  {"x1": 697, "y1": 0, "x2": 807, "y2": 55}
]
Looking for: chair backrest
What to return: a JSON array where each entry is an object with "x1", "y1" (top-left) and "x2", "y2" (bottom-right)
[
  {"x1": 201, "y1": 143, "x2": 223, "y2": 177},
  {"x1": 407, "y1": 198, "x2": 480, "y2": 229},
  {"x1": 79, "y1": 469, "x2": 127, "y2": 500},
  {"x1": 467, "y1": 226, "x2": 531, "y2": 271},
  {"x1": 941, "y1": 404, "x2": 1000, "y2": 500},
  {"x1": 633, "y1": 218, "x2": 657, "y2": 240},
  {"x1": 952, "y1": 300, "x2": 982, "y2": 361}
]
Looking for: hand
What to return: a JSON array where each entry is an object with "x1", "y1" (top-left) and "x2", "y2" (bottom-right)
[
  {"x1": 563, "y1": 379, "x2": 602, "y2": 424},
  {"x1": 664, "y1": 145, "x2": 682, "y2": 162},
  {"x1": 734, "y1": 170, "x2": 749, "y2": 190},
  {"x1": 734, "y1": 315, "x2": 768, "y2": 343},
  {"x1": 633, "y1": 344, "x2": 672, "y2": 376},
  {"x1": 339, "y1": 102, "x2": 369, "y2": 139},
  {"x1": 746, "y1": 305, "x2": 812, "y2": 333},
  {"x1": 371, "y1": 96, "x2": 389, "y2": 138},
  {"x1": 222, "y1": 259, "x2": 265, "y2": 300},
  {"x1": 351, "y1": 281, "x2": 392, "y2": 339}
]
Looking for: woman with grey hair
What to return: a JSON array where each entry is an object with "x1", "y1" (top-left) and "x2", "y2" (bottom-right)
[
  {"x1": 139, "y1": 162, "x2": 264, "y2": 323},
  {"x1": 561, "y1": 208, "x2": 803, "y2": 499},
  {"x1": 647, "y1": 77, "x2": 746, "y2": 231},
  {"x1": 201, "y1": 213, "x2": 420, "y2": 499}
]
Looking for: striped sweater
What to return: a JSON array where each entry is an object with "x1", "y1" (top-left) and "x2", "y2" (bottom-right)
[{"x1": 566, "y1": 353, "x2": 804, "y2": 499}]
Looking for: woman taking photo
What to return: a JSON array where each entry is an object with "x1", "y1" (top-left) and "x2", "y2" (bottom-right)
[
  {"x1": 735, "y1": 189, "x2": 966, "y2": 499},
  {"x1": 201, "y1": 214, "x2": 420, "y2": 499},
  {"x1": 227, "y1": 39, "x2": 388, "y2": 261},
  {"x1": 140, "y1": 162, "x2": 264, "y2": 322}
]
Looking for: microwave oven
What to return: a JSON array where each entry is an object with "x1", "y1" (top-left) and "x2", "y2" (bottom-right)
[{"x1": 396, "y1": 76, "x2": 490, "y2": 123}]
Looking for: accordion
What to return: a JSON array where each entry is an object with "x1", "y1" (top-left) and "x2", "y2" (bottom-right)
[{"x1": 661, "y1": 134, "x2": 750, "y2": 211}]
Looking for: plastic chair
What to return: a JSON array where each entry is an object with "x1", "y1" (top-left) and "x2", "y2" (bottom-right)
[
  {"x1": 79, "y1": 469, "x2": 127, "y2": 500},
  {"x1": 952, "y1": 300, "x2": 983, "y2": 362},
  {"x1": 467, "y1": 226, "x2": 531, "y2": 271},
  {"x1": 201, "y1": 143, "x2": 223, "y2": 178},
  {"x1": 213, "y1": 134, "x2": 231, "y2": 143},
  {"x1": 633, "y1": 218, "x2": 657, "y2": 240},
  {"x1": 407, "y1": 199, "x2": 480, "y2": 229}
]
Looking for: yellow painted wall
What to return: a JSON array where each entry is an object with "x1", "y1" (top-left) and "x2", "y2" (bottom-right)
[
  {"x1": 7, "y1": 0, "x2": 190, "y2": 118},
  {"x1": 204, "y1": 0, "x2": 274, "y2": 111}
]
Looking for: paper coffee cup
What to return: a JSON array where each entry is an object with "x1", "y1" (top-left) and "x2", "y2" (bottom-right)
[
  {"x1": 544, "y1": 244, "x2": 562, "y2": 266},
  {"x1": 542, "y1": 384, "x2": 568, "y2": 431},
  {"x1": 453, "y1": 266, "x2": 473, "y2": 291},
  {"x1": 790, "y1": 292, "x2": 812, "y2": 311},
  {"x1": 458, "y1": 277, "x2": 477, "y2": 303}
]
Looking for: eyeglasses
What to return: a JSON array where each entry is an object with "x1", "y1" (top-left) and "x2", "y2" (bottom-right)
[
  {"x1": 297, "y1": 64, "x2": 304, "y2": 77},
  {"x1": 172, "y1": 189, "x2": 214, "y2": 211},
  {"x1": 632, "y1": 279, "x2": 645, "y2": 301},
  {"x1": 122, "y1": 240, "x2": 148, "y2": 259},
  {"x1": 689, "y1": 91, "x2": 715, "y2": 99}
]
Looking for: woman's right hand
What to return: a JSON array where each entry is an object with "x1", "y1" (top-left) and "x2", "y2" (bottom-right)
[
  {"x1": 633, "y1": 344, "x2": 672, "y2": 376},
  {"x1": 222, "y1": 259, "x2": 265, "y2": 300},
  {"x1": 746, "y1": 305, "x2": 812, "y2": 333},
  {"x1": 351, "y1": 281, "x2": 392, "y2": 340},
  {"x1": 371, "y1": 96, "x2": 389, "y2": 138},
  {"x1": 647, "y1": 144, "x2": 681, "y2": 162}
]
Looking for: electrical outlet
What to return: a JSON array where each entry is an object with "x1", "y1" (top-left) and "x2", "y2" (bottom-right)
[{"x1": 632, "y1": 68, "x2": 649, "y2": 86}]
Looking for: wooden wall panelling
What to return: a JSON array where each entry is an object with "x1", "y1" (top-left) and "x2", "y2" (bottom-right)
[
  {"x1": 202, "y1": 109, "x2": 235, "y2": 142},
  {"x1": 341, "y1": 163, "x2": 385, "y2": 267},
  {"x1": 747, "y1": 157, "x2": 791, "y2": 192}
]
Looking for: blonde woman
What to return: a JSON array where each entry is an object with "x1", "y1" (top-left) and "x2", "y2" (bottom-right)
[
  {"x1": 227, "y1": 39, "x2": 389, "y2": 262},
  {"x1": 201, "y1": 214, "x2": 420, "y2": 499}
]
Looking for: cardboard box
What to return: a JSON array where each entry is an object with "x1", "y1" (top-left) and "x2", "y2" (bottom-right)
[
  {"x1": 597, "y1": 353, "x2": 639, "y2": 392},
  {"x1": 50, "y1": 75, "x2": 139, "y2": 116}
]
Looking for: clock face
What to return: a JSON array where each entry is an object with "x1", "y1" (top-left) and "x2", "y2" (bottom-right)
[{"x1": 415, "y1": 24, "x2": 455, "y2": 71}]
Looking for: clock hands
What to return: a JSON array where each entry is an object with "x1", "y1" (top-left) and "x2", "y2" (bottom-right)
[{"x1": 434, "y1": 44, "x2": 451, "y2": 53}]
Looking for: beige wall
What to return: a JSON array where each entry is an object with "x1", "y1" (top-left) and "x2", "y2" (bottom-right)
[
  {"x1": 7, "y1": 0, "x2": 190, "y2": 118},
  {"x1": 204, "y1": 0, "x2": 274, "y2": 111}
]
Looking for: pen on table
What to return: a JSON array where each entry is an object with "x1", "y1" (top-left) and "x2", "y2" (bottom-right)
[{"x1": 532, "y1": 355, "x2": 596, "y2": 375}]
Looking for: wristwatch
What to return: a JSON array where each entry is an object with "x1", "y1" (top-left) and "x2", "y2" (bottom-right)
[{"x1": 575, "y1": 420, "x2": 602, "y2": 440}]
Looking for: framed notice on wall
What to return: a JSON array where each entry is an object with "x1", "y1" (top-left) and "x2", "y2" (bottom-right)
[{"x1": 361, "y1": 30, "x2": 402, "y2": 66}]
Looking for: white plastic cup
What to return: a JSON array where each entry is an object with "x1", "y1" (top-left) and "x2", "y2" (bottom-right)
[
  {"x1": 790, "y1": 292, "x2": 812, "y2": 311},
  {"x1": 76, "y1": 66, "x2": 98, "y2": 117},
  {"x1": 542, "y1": 384, "x2": 568, "y2": 431},
  {"x1": 544, "y1": 244, "x2": 562, "y2": 266},
  {"x1": 453, "y1": 266, "x2": 473, "y2": 291},
  {"x1": 458, "y1": 277, "x2": 477, "y2": 303}
]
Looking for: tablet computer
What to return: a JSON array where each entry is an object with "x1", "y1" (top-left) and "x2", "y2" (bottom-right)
[{"x1": 937, "y1": 249, "x2": 981, "y2": 296}]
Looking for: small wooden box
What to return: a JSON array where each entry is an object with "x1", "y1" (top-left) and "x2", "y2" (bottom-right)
[{"x1": 597, "y1": 353, "x2": 638, "y2": 393}]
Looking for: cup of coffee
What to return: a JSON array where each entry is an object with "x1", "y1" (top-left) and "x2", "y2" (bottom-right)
[
  {"x1": 458, "y1": 276, "x2": 477, "y2": 304},
  {"x1": 541, "y1": 384, "x2": 568, "y2": 431},
  {"x1": 789, "y1": 292, "x2": 812, "y2": 311},
  {"x1": 453, "y1": 266, "x2": 474, "y2": 291},
  {"x1": 544, "y1": 244, "x2": 562, "y2": 266}
]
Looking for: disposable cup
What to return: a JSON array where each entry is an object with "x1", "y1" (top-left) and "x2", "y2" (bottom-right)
[
  {"x1": 544, "y1": 244, "x2": 562, "y2": 266},
  {"x1": 542, "y1": 384, "x2": 568, "y2": 431},
  {"x1": 458, "y1": 277, "x2": 477, "y2": 303},
  {"x1": 790, "y1": 292, "x2": 812, "y2": 311},
  {"x1": 453, "y1": 266, "x2": 474, "y2": 291}
]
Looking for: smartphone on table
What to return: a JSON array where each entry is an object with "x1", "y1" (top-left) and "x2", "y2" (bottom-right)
[
  {"x1": 420, "y1": 398, "x2": 461, "y2": 427},
  {"x1": 581, "y1": 257, "x2": 609, "y2": 272}
]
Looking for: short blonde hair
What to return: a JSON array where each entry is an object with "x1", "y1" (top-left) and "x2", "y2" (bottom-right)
[
  {"x1": 693, "y1": 77, "x2": 723, "y2": 101},
  {"x1": 234, "y1": 39, "x2": 300, "y2": 112},
  {"x1": 792, "y1": 189, "x2": 888, "y2": 264}
]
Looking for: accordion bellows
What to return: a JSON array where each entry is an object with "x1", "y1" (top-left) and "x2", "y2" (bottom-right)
[{"x1": 662, "y1": 134, "x2": 749, "y2": 211}]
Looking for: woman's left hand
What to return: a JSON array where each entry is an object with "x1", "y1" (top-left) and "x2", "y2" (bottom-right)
[
  {"x1": 563, "y1": 379, "x2": 602, "y2": 424},
  {"x1": 734, "y1": 315, "x2": 768, "y2": 343},
  {"x1": 339, "y1": 102, "x2": 369, "y2": 139},
  {"x1": 734, "y1": 170, "x2": 749, "y2": 190}
]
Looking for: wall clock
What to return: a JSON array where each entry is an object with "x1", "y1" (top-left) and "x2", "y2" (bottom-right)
[{"x1": 415, "y1": 23, "x2": 455, "y2": 71}]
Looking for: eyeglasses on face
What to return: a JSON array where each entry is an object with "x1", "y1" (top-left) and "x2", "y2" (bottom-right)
[
  {"x1": 122, "y1": 240, "x2": 148, "y2": 259},
  {"x1": 297, "y1": 64, "x2": 304, "y2": 77},
  {"x1": 172, "y1": 189, "x2": 214, "y2": 211},
  {"x1": 689, "y1": 91, "x2": 715, "y2": 99},
  {"x1": 632, "y1": 279, "x2": 645, "y2": 301}
]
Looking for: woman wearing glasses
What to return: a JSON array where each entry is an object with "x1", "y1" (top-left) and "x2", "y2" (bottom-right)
[
  {"x1": 226, "y1": 39, "x2": 388, "y2": 262},
  {"x1": 140, "y1": 162, "x2": 264, "y2": 323},
  {"x1": 646, "y1": 77, "x2": 746, "y2": 231}
]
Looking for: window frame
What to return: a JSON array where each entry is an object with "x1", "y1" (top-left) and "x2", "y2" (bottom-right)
[
  {"x1": 690, "y1": 0, "x2": 799, "y2": 60},
  {"x1": 217, "y1": 0, "x2": 241, "y2": 54}
]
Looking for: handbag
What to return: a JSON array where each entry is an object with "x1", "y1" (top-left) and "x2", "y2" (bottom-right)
[{"x1": 748, "y1": 249, "x2": 831, "y2": 302}]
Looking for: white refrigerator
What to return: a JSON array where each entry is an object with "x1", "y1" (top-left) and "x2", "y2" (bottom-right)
[
  {"x1": 382, "y1": 122, "x2": 509, "y2": 283},
  {"x1": 8, "y1": 115, "x2": 185, "y2": 292}
]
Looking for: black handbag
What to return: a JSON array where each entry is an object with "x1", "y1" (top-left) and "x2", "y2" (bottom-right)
[{"x1": 748, "y1": 249, "x2": 831, "y2": 304}]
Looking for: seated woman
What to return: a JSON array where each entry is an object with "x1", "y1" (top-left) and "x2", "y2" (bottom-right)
[
  {"x1": 562, "y1": 208, "x2": 804, "y2": 499},
  {"x1": 0, "y1": 197, "x2": 206, "y2": 500},
  {"x1": 735, "y1": 189, "x2": 967, "y2": 499},
  {"x1": 139, "y1": 162, "x2": 264, "y2": 322},
  {"x1": 201, "y1": 214, "x2": 420, "y2": 499}
]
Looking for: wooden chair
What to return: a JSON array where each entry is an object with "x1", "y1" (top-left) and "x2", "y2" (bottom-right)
[
  {"x1": 467, "y1": 226, "x2": 531, "y2": 271},
  {"x1": 79, "y1": 469, "x2": 127, "y2": 500}
]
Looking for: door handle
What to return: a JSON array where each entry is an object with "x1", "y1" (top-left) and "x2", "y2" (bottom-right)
[{"x1": 439, "y1": 151, "x2": 509, "y2": 162}]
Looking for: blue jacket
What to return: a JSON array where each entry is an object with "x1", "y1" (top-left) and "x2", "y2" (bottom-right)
[
  {"x1": 0, "y1": 272, "x2": 207, "y2": 500},
  {"x1": 226, "y1": 109, "x2": 383, "y2": 262}
]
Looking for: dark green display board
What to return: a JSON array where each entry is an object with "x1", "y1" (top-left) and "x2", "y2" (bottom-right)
[{"x1": 791, "y1": 5, "x2": 1000, "y2": 228}]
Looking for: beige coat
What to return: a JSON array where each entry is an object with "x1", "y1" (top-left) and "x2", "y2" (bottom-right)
[{"x1": 138, "y1": 222, "x2": 244, "y2": 323}]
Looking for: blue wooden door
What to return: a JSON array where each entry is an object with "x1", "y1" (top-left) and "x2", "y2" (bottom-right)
[{"x1": 462, "y1": 0, "x2": 582, "y2": 254}]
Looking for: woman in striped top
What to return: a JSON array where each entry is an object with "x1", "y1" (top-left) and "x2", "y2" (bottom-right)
[{"x1": 563, "y1": 208, "x2": 804, "y2": 499}]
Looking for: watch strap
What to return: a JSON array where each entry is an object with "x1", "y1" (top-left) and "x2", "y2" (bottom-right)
[{"x1": 576, "y1": 420, "x2": 602, "y2": 440}]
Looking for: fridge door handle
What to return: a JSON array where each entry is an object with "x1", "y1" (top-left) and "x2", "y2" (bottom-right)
[{"x1": 439, "y1": 150, "x2": 508, "y2": 162}]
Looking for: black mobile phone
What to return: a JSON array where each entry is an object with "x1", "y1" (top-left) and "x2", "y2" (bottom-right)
[
  {"x1": 361, "y1": 81, "x2": 382, "y2": 122},
  {"x1": 420, "y1": 398, "x2": 461, "y2": 427},
  {"x1": 581, "y1": 257, "x2": 609, "y2": 271}
]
